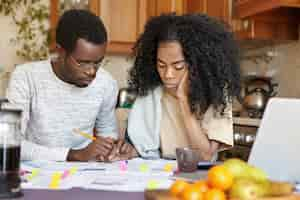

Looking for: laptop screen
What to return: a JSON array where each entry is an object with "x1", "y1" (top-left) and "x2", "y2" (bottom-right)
[{"x1": 248, "y1": 98, "x2": 300, "y2": 182}]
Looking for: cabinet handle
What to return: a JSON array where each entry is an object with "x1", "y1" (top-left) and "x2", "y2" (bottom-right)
[{"x1": 242, "y1": 19, "x2": 249, "y2": 30}]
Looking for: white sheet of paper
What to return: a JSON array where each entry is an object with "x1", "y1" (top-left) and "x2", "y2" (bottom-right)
[
  {"x1": 21, "y1": 158, "x2": 177, "y2": 191},
  {"x1": 82, "y1": 171, "x2": 173, "y2": 191},
  {"x1": 21, "y1": 160, "x2": 107, "y2": 172}
]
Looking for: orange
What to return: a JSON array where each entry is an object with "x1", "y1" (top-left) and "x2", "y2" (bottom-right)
[
  {"x1": 169, "y1": 180, "x2": 190, "y2": 196},
  {"x1": 203, "y1": 188, "x2": 226, "y2": 200},
  {"x1": 207, "y1": 165, "x2": 233, "y2": 191},
  {"x1": 181, "y1": 184, "x2": 204, "y2": 200},
  {"x1": 193, "y1": 180, "x2": 209, "y2": 193}
]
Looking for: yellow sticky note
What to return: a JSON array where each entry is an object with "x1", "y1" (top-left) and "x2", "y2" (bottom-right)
[
  {"x1": 49, "y1": 180, "x2": 60, "y2": 189},
  {"x1": 49, "y1": 172, "x2": 62, "y2": 189},
  {"x1": 147, "y1": 180, "x2": 159, "y2": 190},
  {"x1": 139, "y1": 164, "x2": 149, "y2": 172},
  {"x1": 27, "y1": 169, "x2": 40, "y2": 181},
  {"x1": 69, "y1": 167, "x2": 78, "y2": 175},
  {"x1": 164, "y1": 164, "x2": 173, "y2": 172}
]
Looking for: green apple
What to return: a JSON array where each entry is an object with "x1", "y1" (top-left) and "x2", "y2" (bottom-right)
[
  {"x1": 246, "y1": 166, "x2": 268, "y2": 182},
  {"x1": 223, "y1": 158, "x2": 249, "y2": 179},
  {"x1": 229, "y1": 178, "x2": 268, "y2": 200}
]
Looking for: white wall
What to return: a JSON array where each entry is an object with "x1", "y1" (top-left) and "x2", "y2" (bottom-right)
[
  {"x1": 0, "y1": 15, "x2": 27, "y2": 96},
  {"x1": 0, "y1": 15, "x2": 26, "y2": 71}
]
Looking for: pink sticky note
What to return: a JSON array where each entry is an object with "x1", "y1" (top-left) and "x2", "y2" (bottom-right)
[
  {"x1": 20, "y1": 170, "x2": 31, "y2": 176},
  {"x1": 119, "y1": 161, "x2": 128, "y2": 171},
  {"x1": 61, "y1": 170, "x2": 70, "y2": 179}
]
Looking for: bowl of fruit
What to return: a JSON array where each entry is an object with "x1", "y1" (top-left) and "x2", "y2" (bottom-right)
[{"x1": 145, "y1": 158, "x2": 296, "y2": 200}]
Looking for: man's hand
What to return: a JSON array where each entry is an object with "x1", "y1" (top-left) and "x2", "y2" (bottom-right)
[
  {"x1": 67, "y1": 136, "x2": 115, "y2": 161},
  {"x1": 104, "y1": 140, "x2": 138, "y2": 162}
]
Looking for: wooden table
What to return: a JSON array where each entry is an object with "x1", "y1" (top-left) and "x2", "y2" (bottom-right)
[
  {"x1": 9, "y1": 187, "x2": 300, "y2": 200},
  {"x1": 10, "y1": 188, "x2": 144, "y2": 200},
  {"x1": 145, "y1": 190, "x2": 300, "y2": 200}
]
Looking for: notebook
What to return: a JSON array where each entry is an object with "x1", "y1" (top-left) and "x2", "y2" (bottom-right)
[{"x1": 248, "y1": 97, "x2": 300, "y2": 183}]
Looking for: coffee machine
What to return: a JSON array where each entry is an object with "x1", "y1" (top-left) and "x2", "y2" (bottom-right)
[{"x1": 0, "y1": 99, "x2": 23, "y2": 198}]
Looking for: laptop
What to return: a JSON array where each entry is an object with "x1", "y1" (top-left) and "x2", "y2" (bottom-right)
[{"x1": 248, "y1": 97, "x2": 300, "y2": 183}]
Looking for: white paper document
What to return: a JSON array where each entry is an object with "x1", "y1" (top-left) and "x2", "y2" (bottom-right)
[
  {"x1": 21, "y1": 160, "x2": 107, "y2": 172},
  {"x1": 21, "y1": 158, "x2": 177, "y2": 191},
  {"x1": 84, "y1": 171, "x2": 174, "y2": 192}
]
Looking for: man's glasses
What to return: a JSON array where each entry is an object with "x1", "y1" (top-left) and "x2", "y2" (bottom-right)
[{"x1": 69, "y1": 54, "x2": 103, "y2": 70}]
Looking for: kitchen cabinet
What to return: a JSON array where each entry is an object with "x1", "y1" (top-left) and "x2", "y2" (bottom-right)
[
  {"x1": 148, "y1": 0, "x2": 230, "y2": 24},
  {"x1": 232, "y1": 11, "x2": 299, "y2": 42},
  {"x1": 147, "y1": 0, "x2": 186, "y2": 17},
  {"x1": 89, "y1": 0, "x2": 187, "y2": 54},
  {"x1": 89, "y1": 0, "x2": 147, "y2": 53},
  {"x1": 49, "y1": 0, "x2": 59, "y2": 51},
  {"x1": 186, "y1": 0, "x2": 230, "y2": 23},
  {"x1": 50, "y1": 0, "x2": 232, "y2": 54},
  {"x1": 91, "y1": 0, "x2": 231, "y2": 53},
  {"x1": 235, "y1": 0, "x2": 300, "y2": 18},
  {"x1": 50, "y1": 0, "x2": 300, "y2": 52},
  {"x1": 233, "y1": 0, "x2": 300, "y2": 41}
]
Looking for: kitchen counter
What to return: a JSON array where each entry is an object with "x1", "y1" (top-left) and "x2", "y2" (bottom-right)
[{"x1": 233, "y1": 117, "x2": 261, "y2": 127}]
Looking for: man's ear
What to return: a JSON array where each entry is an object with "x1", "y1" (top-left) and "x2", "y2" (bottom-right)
[{"x1": 56, "y1": 43, "x2": 66, "y2": 57}]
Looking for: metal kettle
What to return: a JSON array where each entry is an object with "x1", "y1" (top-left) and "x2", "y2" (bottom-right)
[{"x1": 242, "y1": 77, "x2": 278, "y2": 118}]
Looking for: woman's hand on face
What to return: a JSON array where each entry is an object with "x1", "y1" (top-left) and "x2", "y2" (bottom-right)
[{"x1": 176, "y1": 71, "x2": 189, "y2": 101}]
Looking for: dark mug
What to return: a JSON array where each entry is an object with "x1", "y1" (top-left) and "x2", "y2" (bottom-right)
[{"x1": 176, "y1": 147, "x2": 202, "y2": 172}]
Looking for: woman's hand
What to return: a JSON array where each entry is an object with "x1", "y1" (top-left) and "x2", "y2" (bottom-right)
[{"x1": 176, "y1": 71, "x2": 189, "y2": 102}]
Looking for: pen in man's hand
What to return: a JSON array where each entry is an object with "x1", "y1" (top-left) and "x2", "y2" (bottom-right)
[{"x1": 73, "y1": 128, "x2": 96, "y2": 141}]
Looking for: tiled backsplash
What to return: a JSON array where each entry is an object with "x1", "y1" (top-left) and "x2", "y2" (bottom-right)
[
  {"x1": 241, "y1": 41, "x2": 300, "y2": 98},
  {"x1": 274, "y1": 42, "x2": 300, "y2": 97},
  {"x1": 102, "y1": 54, "x2": 133, "y2": 88}
]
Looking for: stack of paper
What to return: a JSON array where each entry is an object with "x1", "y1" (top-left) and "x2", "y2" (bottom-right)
[{"x1": 20, "y1": 158, "x2": 177, "y2": 191}]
